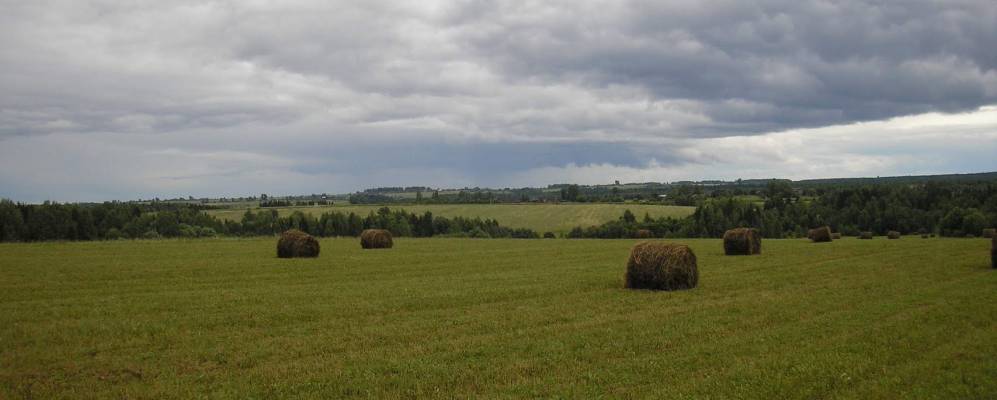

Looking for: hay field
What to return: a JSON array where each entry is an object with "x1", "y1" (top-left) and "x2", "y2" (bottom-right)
[
  {"x1": 1, "y1": 238, "x2": 995, "y2": 398},
  {"x1": 207, "y1": 203, "x2": 695, "y2": 234}
]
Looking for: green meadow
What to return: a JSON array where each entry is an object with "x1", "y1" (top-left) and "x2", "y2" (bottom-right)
[
  {"x1": 207, "y1": 203, "x2": 696, "y2": 234},
  {"x1": 1, "y1": 237, "x2": 995, "y2": 398}
]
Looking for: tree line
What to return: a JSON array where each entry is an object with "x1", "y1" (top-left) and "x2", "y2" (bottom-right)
[
  {"x1": 567, "y1": 181, "x2": 997, "y2": 238},
  {"x1": 0, "y1": 201, "x2": 537, "y2": 242}
]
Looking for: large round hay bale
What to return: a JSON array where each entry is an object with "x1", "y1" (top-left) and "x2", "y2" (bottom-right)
[
  {"x1": 360, "y1": 229, "x2": 393, "y2": 249},
  {"x1": 983, "y1": 228, "x2": 995, "y2": 239},
  {"x1": 277, "y1": 229, "x2": 320, "y2": 258},
  {"x1": 887, "y1": 231, "x2": 901, "y2": 239},
  {"x1": 831, "y1": 232, "x2": 842, "y2": 240},
  {"x1": 723, "y1": 227, "x2": 761, "y2": 255},
  {"x1": 625, "y1": 242, "x2": 698, "y2": 291},
  {"x1": 859, "y1": 231, "x2": 873, "y2": 239},
  {"x1": 808, "y1": 226, "x2": 832, "y2": 242},
  {"x1": 635, "y1": 229, "x2": 653, "y2": 239}
]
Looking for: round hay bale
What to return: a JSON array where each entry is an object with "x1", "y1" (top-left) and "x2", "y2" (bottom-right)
[
  {"x1": 921, "y1": 234, "x2": 929, "y2": 239},
  {"x1": 982, "y1": 228, "x2": 995, "y2": 239},
  {"x1": 635, "y1": 229, "x2": 653, "y2": 239},
  {"x1": 991, "y1": 236, "x2": 996, "y2": 269},
  {"x1": 360, "y1": 229, "x2": 393, "y2": 249},
  {"x1": 277, "y1": 229, "x2": 320, "y2": 258},
  {"x1": 808, "y1": 226, "x2": 832, "y2": 242},
  {"x1": 625, "y1": 242, "x2": 698, "y2": 291},
  {"x1": 831, "y1": 232, "x2": 842, "y2": 240},
  {"x1": 723, "y1": 227, "x2": 762, "y2": 255},
  {"x1": 543, "y1": 232, "x2": 556, "y2": 239},
  {"x1": 859, "y1": 231, "x2": 873, "y2": 239},
  {"x1": 887, "y1": 231, "x2": 901, "y2": 239}
]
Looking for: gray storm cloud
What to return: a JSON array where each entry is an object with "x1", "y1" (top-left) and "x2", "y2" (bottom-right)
[{"x1": 0, "y1": 1, "x2": 995, "y2": 201}]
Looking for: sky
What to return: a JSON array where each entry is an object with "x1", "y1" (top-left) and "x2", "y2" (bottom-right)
[{"x1": 1, "y1": 1, "x2": 996, "y2": 202}]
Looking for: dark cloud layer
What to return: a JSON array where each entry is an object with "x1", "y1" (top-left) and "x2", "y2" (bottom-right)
[{"x1": 0, "y1": 1, "x2": 995, "y2": 201}]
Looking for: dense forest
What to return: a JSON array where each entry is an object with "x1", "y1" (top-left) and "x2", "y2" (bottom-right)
[
  {"x1": 2, "y1": 179, "x2": 996, "y2": 242},
  {"x1": 0, "y1": 201, "x2": 537, "y2": 242},
  {"x1": 567, "y1": 181, "x2": 997, "y2": 238}
]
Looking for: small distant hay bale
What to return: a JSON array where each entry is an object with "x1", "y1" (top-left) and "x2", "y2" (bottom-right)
[
  {"x1": 635, "y1": 229, "x2": 653, "y2": 239},
  {"x1": 625, "y1": 242, "x2": 698, "y2": 291},
  {"x1": 859, "y1": 231, "x2": 873, "y2": 239},
  {"x1": 831, "y1": 232, "x2": 842, "y2": 240},
  {"x1": 991, "y1": 236, "x2": 996, "y2": 269},
  {"x1": 965, "y1": 233, "x2": 976, "y2": 239},
  {"x1": 921, "y1": 234, "x2": 929, "y2": 239},
  {"x1": 808, "y1": 226, "x2": 832, "y2": 242},
  {"x1": 277, "y1": 229, "x2": 320, "y2": 258},
  {"x1": 983, "y1": 228, "x2": 995, "y2": 239},
  {"x1": 723, "y1": 228, "x2": 761, "y2": 255},
  {"x1": 543, "y1": 232, "x2": 556, "y2": 239},
  {"x1": 887, "y1": 231, "x2": 901, "y2": 239},
  {"x1": 360, "y1": 229, "x2": 393, "y2": 249}
]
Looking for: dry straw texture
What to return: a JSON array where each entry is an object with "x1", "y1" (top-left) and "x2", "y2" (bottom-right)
[
  {"x1": 860, "y1": 231, "x2": 873, "y2": 239},
  {"x1": 635, "y1": 229, "x2": 653, "y2": 239},
  {"x1": 808, "y1": 226, "x2": 832, "y2": 242},
  {"x1": 625, "y1": 242, "x2": 698, "y2": 291},
  {"x1": 360, "y1": 229, "x2": 394, "y2": 249},
  {"x1": 831, "y1": 232, "x2": 842, "y2": 240},
  {"x1": 723, "y1": 228, "x2": 762, "y2": 255},
  {"x1": 887, "y1": 231, "x2": 901, "y2": 239},
  {"x1": 277, "y1": 229, "x2": 320, "y2": 258}
]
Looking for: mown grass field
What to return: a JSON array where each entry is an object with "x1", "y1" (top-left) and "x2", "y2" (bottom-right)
[
  {"x1": 207, "y1": 203, "x2": 695, "y2": 234},
  {"x1": 1, "y1": 237, "x2": 995, "y2": 398}
]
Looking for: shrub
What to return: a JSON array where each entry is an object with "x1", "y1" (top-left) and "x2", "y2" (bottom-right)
[
  {"x1": 468, "y1": 227, "x2": 491, "y2": 238},
  {"x1": 105, "y1": 228, "x2": 123, "y2": 240},
  {"x1": 277, "y1": 229, "x2": 320, "y2": 258},
  {"x1": 624, "y1": 242, "x2": 698, "y2": 291}
]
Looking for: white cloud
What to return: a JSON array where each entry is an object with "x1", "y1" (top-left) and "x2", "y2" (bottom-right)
[{"x1": 0, "y1": 1, "x2": 996, "y2": 201}]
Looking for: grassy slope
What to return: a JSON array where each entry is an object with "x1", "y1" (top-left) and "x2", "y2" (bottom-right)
[
  {"x1": 1, "y1": 238, "x2": 995, "y2": 398},
  {"x1": 207, "y1": 203, "x2": 696, "y2": 234}
]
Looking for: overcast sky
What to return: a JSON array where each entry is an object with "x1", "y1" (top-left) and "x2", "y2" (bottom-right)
[{"x1": 1, "y1": 1, "x2": 996, "y2": 202}]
